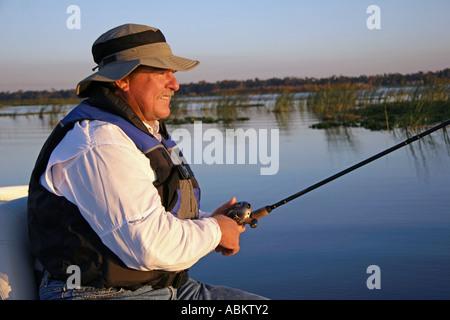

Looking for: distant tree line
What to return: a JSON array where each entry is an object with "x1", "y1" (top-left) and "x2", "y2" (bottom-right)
[
  {"x1": 0, "y1": 89, "x2": 80, "y2": 105},
  {"x1": 177, "y1": 68, "x2": 450, "y2": 95},
  {"x1": 1, "y1": 68, "x2": 448, "y2": 104}
]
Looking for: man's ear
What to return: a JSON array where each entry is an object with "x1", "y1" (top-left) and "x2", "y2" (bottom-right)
[{"x1": 114, "y1": 78, "x2": 130, "y2": 92}]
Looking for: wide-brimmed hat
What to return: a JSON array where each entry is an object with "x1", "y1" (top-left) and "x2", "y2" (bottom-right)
[{"x1": 76, "y1": 23, "x2": 199, "y2": 97}]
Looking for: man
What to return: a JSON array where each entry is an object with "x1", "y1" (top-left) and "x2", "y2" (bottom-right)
[{"x1": 28, "y1": 23, "x2": 267, "y2": 300}]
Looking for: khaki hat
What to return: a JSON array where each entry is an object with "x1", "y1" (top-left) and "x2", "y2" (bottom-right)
[{"x1": 76, "y1": 23, "x2": 199, "y2": 97}]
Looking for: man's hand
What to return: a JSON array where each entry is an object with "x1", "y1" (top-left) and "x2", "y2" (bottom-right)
[{"x1": 211, "y1": 197, "x2": 246, "y2": 256}]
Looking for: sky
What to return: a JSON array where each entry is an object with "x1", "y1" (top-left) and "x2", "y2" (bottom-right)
[{"x1": 0, "y1": 0, "x2": 449, "y2": 92}]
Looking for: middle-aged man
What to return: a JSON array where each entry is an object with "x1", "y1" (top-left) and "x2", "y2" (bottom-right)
[{"x1": 27, "y1": 23, "x2": 268, "y2": 300}]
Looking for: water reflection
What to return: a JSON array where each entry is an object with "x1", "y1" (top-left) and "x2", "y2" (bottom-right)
[
  {"x1": 322, "y1": 126, "x2": 359, "y2": 153},
  {"x1": 404, "y1": 129, "x2": 450, "y2": 181},
  {"x1": 273, "y1": 111, "x2": 291, "y2": 130}
]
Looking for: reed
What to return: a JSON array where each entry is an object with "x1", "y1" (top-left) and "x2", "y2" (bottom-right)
[
  {"x1": 357, "y1": 84, "x2": 450, "y2": 130},
  {"x1": 273, "y1": 91, "x2": 296, "y2": 113},
  {"x1": 164, "y1": 94, "x2": 250, "y2": 125},
  {"x1": 307, "y1": 83, "x2": 450, "y2": 130},
  {"x1": 214, "y1": 94, "x2": 252, "y2": 124},
  {"x1": 307, "y1": 83, "x2": 360, "y2": 128}
]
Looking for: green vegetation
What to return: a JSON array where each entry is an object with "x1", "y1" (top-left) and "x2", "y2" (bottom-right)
[
  {"x1": 307, "y1": 84, "x2": 449, "y2": 130},
  {"x1": 306, "y1": 83, "x2": 359, "y2": 128},
  {"x1": 273, "y1": 91, "x2": 296, "y2": 113},
  {"x1": 165, "y1": 95, "x2": 251, "y2": 125}
]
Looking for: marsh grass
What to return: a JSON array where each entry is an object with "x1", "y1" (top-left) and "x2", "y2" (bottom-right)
[
  {"x1": 307, "y1": 83, "x2": 450, "y2": 130},
  {"x1": 356, "y1": 85, "x2": 450, "y2": 130},
  {"x1": 306, "y1": 84, "x2": 360, "y2": 128},
  {"x1": 273, "y1": 91, "x2": 296, "y2": 113},
  {"x1": 164, "y1": 94, "x2": 250, "y2": 125},
  {"x1": 215, "y1": 94, "x2": 241, "y2": 123}
]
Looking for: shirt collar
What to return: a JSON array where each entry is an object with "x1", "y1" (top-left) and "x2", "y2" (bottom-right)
[{"x1": 143, "y1": 120, "x2": 162, "y2": 142}]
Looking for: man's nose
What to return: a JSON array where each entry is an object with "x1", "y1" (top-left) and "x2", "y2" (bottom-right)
[{"x1": 167, "y1": 71, "x2": 180, "y2": 91}]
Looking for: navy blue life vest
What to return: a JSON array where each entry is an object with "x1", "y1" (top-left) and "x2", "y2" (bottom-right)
[{"x1": 27, "y1": 88, "x2": 200, "y2": 289}]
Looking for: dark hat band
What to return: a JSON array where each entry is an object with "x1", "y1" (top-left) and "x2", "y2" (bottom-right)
[{"x1": 92, "y1": 29, "x2": 166, "y2": 64}]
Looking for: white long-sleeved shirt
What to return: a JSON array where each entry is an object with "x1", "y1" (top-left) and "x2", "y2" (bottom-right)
[{"x1": 39, "y1": 119, "x2": 221, "y2": 272}]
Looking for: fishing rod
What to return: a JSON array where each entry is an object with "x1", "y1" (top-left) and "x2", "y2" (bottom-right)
[{"x1": 227, "y1": 119, "x2": 450, "y2": 228}]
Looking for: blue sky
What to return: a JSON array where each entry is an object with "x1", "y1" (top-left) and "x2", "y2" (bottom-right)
[{"x1": 0, "y1": 0, "x2": 449, "y2": 91}]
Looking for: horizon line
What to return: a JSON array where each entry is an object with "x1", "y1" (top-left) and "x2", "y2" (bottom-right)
[{"x1": 1, "y1": 67, "x2": 449, "y2": 93}]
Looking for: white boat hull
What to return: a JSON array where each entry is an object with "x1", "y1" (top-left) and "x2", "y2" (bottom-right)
[{"x1": 0, "y1": 185, "x2": 28, "y2": 202}]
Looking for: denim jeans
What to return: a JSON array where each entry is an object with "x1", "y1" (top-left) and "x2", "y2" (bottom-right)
[{"x1": 39, "y1": 271, "x2": 268, "y2": 300}]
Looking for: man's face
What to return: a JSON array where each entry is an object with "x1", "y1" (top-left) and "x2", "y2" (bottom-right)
[{"x1": 116, "y1": 66, "x2": 180, "y2": 124}]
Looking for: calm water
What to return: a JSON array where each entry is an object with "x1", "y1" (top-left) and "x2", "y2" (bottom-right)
[{"x1": 1, "y1": 100, "x2": 449, "y2": 299}]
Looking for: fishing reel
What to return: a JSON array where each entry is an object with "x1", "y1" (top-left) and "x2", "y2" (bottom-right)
[{"x1": 226, "y1": 201, "x2": 259, "y2": 228}]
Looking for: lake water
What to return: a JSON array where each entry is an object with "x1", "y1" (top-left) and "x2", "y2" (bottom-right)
[{"x1": 1, "y1": 98, "x2": 449, "y2": 300}]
